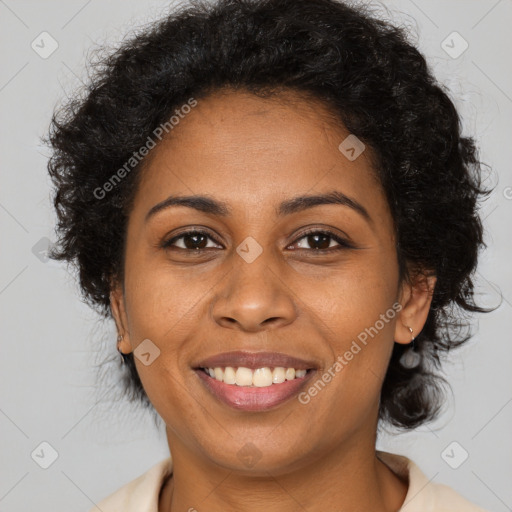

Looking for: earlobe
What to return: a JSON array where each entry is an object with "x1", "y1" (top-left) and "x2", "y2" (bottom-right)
[{"x1": 394, "y1": 273, "x2": 436, "y2": 345}]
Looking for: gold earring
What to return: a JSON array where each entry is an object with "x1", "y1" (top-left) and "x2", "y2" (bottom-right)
[{"x1": 405, "y1": 325, "x2": 415, "y2": 342}]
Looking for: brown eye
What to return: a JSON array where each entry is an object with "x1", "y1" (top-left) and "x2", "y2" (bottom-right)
[
  {"x1": 290, "y1": 230, "x2": 354, "y2": 252},
  {"x1": 162, "y1": 230, "x2": 222, "y2": 251}
]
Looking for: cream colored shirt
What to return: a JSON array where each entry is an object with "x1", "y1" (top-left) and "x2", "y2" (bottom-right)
[{"x1": 89, "y1": 450, "x2": 489, "y2": 511}]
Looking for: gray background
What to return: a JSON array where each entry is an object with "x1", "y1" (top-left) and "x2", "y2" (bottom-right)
[{"x1": 0, "y1": 0, "x2": 511, "y2": 511}]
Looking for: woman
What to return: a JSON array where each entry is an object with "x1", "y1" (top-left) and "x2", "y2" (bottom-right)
[{"x1": 45, "y1": 0, "x2": 491, "y2": 510}]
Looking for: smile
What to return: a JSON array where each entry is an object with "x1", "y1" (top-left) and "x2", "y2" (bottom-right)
[
  {"x1": 201, "y1": 366, "x2": 308, "y2": 387},
  {"x1": 194, "y1": 366, "x2": 316, "y2": 411}
]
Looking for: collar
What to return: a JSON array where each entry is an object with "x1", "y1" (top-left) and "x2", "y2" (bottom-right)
[{"x1": 92, "y1": 450, "x2": 487, "y2": 511}]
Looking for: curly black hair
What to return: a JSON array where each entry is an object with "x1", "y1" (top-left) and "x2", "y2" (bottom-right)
[{"x1": 45, "y1": 0, "x2": 492, "y2": 430}]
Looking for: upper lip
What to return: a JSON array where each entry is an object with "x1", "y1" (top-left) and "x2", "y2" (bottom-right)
[{"x1": 194, "y1": 351, "x2": 318, "y2": 370}]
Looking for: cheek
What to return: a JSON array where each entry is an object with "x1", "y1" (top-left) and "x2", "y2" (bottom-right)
[
  {"x1": 123, "y1": 273, "x2": 198, "y2": 421},
  {"x1": 301, "y1": 249, "x2": 399, "y2": 399},
  {"x1": 123, "y1": 250, "x2": 212, "y2": 341},
  {"x1": 303, "y1": 246, "x2": 399, "y2": 336},
  {"x1": 121, "y1": 252, "x2": 223, "y2": 405}
]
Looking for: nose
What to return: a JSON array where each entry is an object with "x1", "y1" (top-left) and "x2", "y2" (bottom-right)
[{"x1": 211, "y1": 254, "x2": 297, "y2": 333}]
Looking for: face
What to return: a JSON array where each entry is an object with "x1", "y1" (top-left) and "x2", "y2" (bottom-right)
[{"x1": 111, "y1": 88, "x2": 434, "y2": 474}]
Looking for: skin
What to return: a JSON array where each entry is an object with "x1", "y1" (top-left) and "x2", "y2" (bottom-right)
[{"x1": 110, "y1": 88, "x2": 436, "y2": 512}]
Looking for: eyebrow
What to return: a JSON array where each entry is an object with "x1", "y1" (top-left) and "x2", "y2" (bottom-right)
[{"x1": 145, "y1": 190, "x2": 372, "y2": 224}]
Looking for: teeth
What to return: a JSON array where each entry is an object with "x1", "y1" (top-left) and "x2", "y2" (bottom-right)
[
  {"x1": 253, "y1": 368, "x2": 273, "y2": 387},
  {"x1": 272, "y1": 367, "x2": 286, "y2": 383},
  {"x1": 203, "y1": 366, "x2": 309, "y2": 387},
  {"x1": 235, "y1": 367, "x2": 253, "y2": 386},
  {"x1": 223, "y1": 366, "x2": 236, "y2": 384}
]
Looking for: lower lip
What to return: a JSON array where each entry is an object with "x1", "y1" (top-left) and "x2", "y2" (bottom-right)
[{"x1": 195, "y1": 369, "x2": 315, "y2": 411}]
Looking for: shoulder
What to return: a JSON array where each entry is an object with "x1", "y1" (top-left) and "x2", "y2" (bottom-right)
[
  {"x1": 88, "y1": 456, "x2": 173, "y2": 512},
  {"x1": 377, "y1": 451, "x2": 490, "y2": 512}
]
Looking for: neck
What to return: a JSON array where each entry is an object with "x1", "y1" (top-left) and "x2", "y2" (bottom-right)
[{"x1": 159, "y1": 427, "x2": 407, "y2": 512}]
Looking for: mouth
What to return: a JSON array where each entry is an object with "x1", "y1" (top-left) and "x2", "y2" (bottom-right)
[{"x1": 193, "y1": 351, "x2": 318, "y2": 411}]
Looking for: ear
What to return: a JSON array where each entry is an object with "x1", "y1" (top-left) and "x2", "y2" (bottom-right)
[
  {"x1": 394, "y1": 271, "x2": 437, "y2": 345},
  {"x1": 110, "y1": 280, "x2": 133, "y2": 355}
]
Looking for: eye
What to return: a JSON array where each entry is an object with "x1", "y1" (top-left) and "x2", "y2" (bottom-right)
[
  {"x1": 289, "y1": 229, "x2": 353, "y2": 252},
  {"x1": 162, "y1": 229, "x2": 222, "y2": 251},
  {"x1": 161, "y1": 228, "x2": 354, "y2": 253}
]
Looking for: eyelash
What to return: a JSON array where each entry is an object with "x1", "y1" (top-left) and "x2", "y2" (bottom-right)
[{"x1": 161, "y1": 228, "x2": 354, "y2": 254}]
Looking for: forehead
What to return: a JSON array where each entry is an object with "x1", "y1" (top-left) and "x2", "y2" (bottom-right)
[{"x1": 132, "y1": 88, "x2": 383, "y2": 217}]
